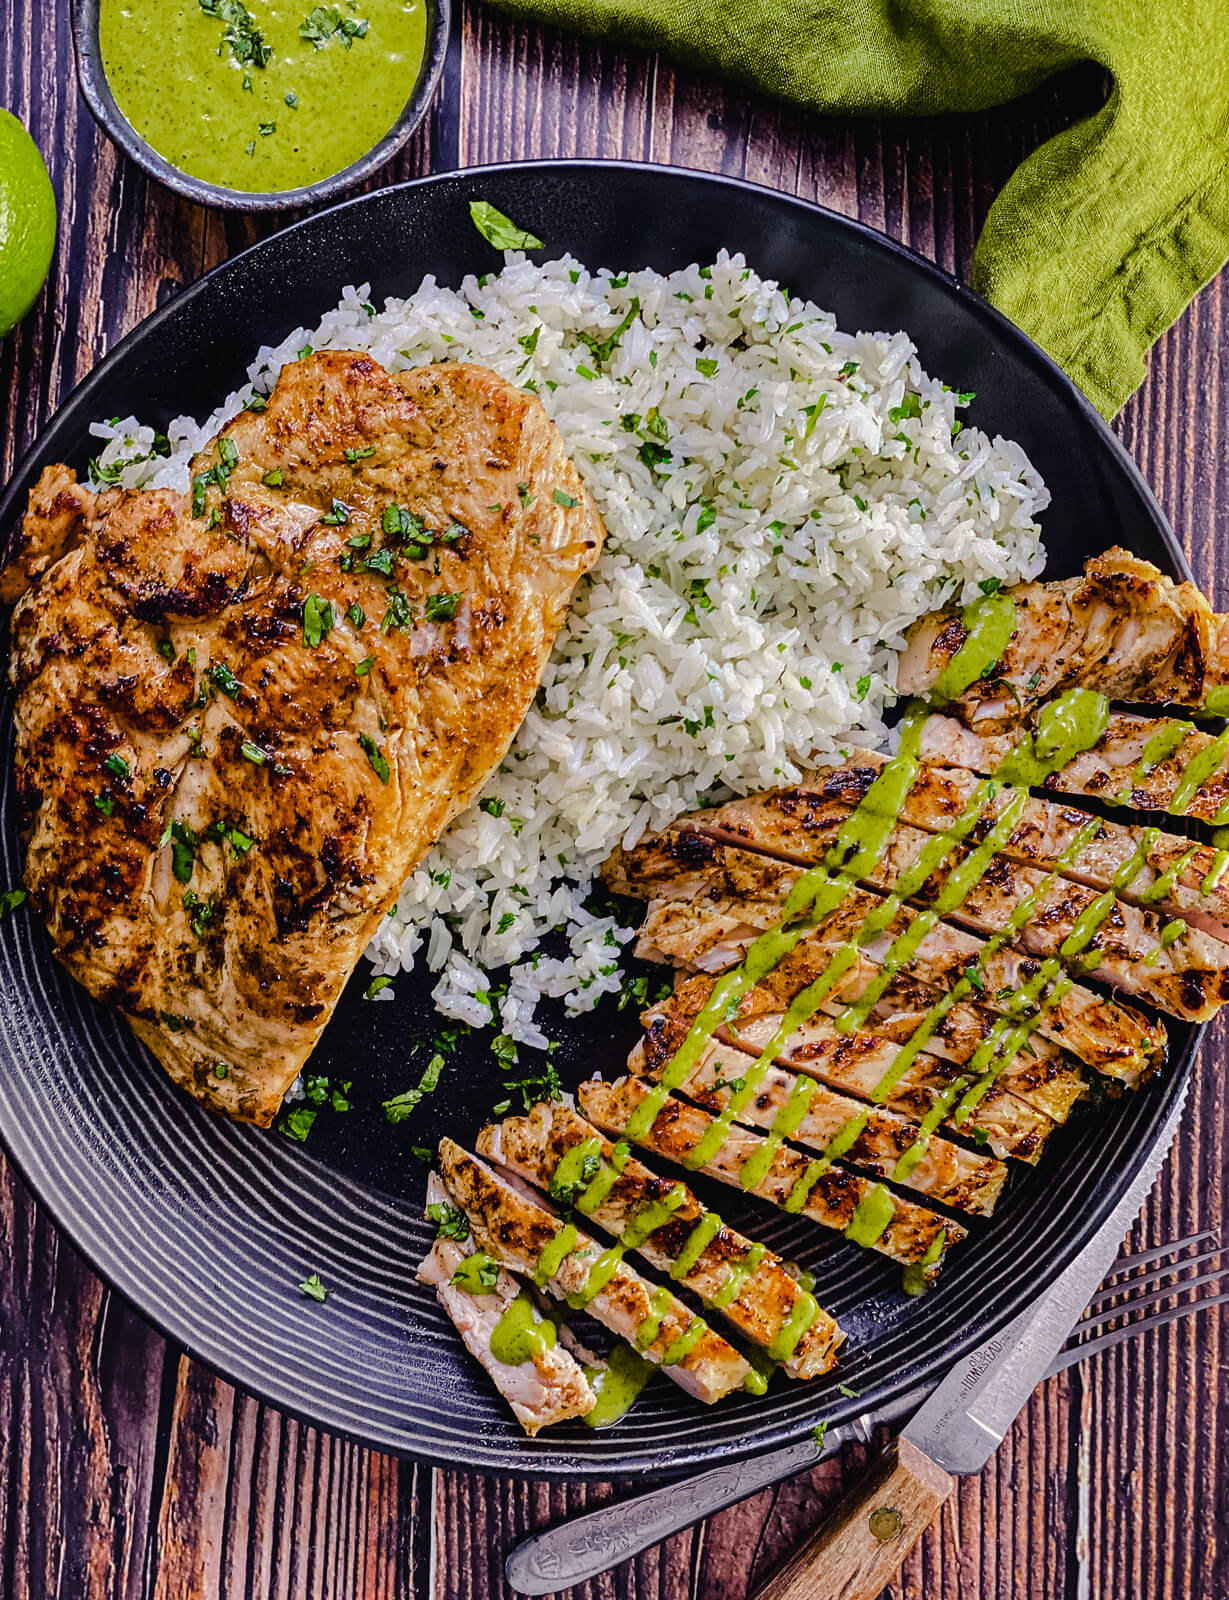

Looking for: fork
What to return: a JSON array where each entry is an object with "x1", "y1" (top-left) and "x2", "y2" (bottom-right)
[{"x1": 505, "y1": 1229, "x2": 1226, "y2": 1595}]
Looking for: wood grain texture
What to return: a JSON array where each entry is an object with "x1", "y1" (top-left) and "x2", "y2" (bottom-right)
[{"x1": 2, "y1": 5, "x2": 1227, "y2": 1599}]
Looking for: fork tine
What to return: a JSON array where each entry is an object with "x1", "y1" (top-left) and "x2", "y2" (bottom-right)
[
  {"x1": 1089, "y1": 1243, "x2": 1224, "y2": 1308},
  {"x1": 1074, "y1": 1264, "x2": 1229, "y2": 1341},
  {"x1": 1106, "y1": 1230, "x2": 1218, "y2": 1278},
  {"x1": 1046, "y1": 1290, "x2": 1229, "y2": 1378}
]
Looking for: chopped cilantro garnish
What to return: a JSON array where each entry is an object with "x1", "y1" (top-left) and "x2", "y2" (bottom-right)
[
  {"x1": 552, "y1": 488, "x2": 578, "y2": 508},
  {"x1": 303, "y1": 593, "x2": 334, "y2": 649},
  {"x1": 428, "y1": 1202, "x2": 470, "y2": 1242},
  {"x1": 300, "y1": 5, "x2": 368, "y2": 47},
  {"x1": 383, "y1": 1050, "x2": 446, "y2": 1124},
  {"x1": 280, "y1": 1105, "x2": 317, "y2": 1142},
  {"x1": 262, "y1": 468, "x2": 284, "y2": 487},
  {"x1": 93, "y1": 793, "x2": 115, "y2": 817},
  {"x1": 359, "y1": 733, "x2": 390, "y2": 784},
  {"x1": 479, "y1": 797, "x2": 505, "y2": 818},
  {"x1": 549, "y1": 1148, "x2": 601, "y2": 1205},
  {"x1": 210, "y1": 661, "x2": 242, "y2": 699},
  {"x1": 450, "y1": 1253, "x2": 500, "y2": 1294},
  {"x1": 0, "y1": 888, "x2": 28, "y2": 920},
  {"x1": 298, "y1": 1271, "x2": 329, "y2": 1302},
  {"x1": 344, "y1": 444, "x2": 376, "y2": 462},
  {"x1": 424, "y1": 591, "x2": 461, "y2": 622},
  {"x1": 320, "y1": 498, "x2": 351, "y2": 526},
  {"x1": 160, "y1": 820, "x2": 199, "y2": 884},
  {"x1": 695, "y1": 357, "x2": 719, "y2": 378},
  {"x1": 365, "y1": 975, "x2": 392, "y2": 1000},
  {"x1": 198, "y1": 0, "x2": 272, "y2": 69},
  {"x1": 468, "y1": 200, "x2": 543, "y2": 252}
]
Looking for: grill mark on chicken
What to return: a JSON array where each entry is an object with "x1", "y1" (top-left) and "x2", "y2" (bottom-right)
[{"x1": 4, "y1": 352, "x2": 605, "y2": 1123}]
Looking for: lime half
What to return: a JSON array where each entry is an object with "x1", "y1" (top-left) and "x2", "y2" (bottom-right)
[{"x1": 0, "y1": 109, "x2": 56, "y2": 338}]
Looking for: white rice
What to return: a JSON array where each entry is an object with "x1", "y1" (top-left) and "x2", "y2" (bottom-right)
[{"x1": 88, "y1": 250, "x2": 1048, "y2": 1049}]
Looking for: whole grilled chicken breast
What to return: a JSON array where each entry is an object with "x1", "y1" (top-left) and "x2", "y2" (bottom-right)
[{"x1": 4, "y1": 352, "x2": 604, "y2": 1123}]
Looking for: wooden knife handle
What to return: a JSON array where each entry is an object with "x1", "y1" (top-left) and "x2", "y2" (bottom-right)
[{"x1": 751, "y1": 1436, "x2": 955, "y2": 1600}]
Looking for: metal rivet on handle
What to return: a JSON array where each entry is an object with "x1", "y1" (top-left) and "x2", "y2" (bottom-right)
[{"x1": 868, "y1": 1507, "x2": 904, "y2": 1543}]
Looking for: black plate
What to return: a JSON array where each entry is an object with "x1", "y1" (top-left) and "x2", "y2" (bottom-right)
[{"x1": 0, "y1": 161, "x2": 1199, "y2": 1478}]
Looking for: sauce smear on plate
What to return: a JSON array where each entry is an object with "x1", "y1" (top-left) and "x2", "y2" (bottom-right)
[{"x1": 99, "y1": 0, "x2": 426, "y2": 192}]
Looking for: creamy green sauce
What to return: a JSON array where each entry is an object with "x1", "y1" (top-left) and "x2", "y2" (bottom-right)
[
  {"x1": 583, "y1": 1344, "x2": 655, "y2": 1429},
  {"x1": 99, "y1": 0, "x2": 427, "y2": 193},
  {"x1": 490, "y1": 1292, "x2": 557, "y2": 1367},
  {"x1": 997, "y1": 688, "x2": 1110, "y2": 788},
  {"x1": 932, "y1": 593, "x2": 1018, "y2": 701}
]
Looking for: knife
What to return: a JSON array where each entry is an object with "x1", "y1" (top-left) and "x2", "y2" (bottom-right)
[{"x1": 505, "y1": 1089, "x2": 1184, "y2": 1598}]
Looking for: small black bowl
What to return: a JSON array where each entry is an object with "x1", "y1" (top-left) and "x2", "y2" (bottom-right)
[{"x1": 70, "y1": 0, "x2": 451, "y2": 211}]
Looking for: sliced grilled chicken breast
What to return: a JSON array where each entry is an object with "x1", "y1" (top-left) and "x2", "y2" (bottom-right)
[
  {"x1": 626, "y1": 1030, "x2": 1007, "y2": 1214},
  {"x1": 897, "y1": 549, "x2": 1223, "y2": 725},
  {"x1": 613, "y1": 837, "x2": 1164, "y2": 1080},
  {"x1": 699, "y1": 758, "x2": 1229, "y2": 946},
  {"x1": 639, "y1": 810, "x2": 1228, "y2": 1020},
  {"x1": 577, "y1": 1077, "x2": 965, "y2": 1281},
  {"x1": 920, "y1": 711, "x2": 1229, "y2": 829},
  {"x1": 643, "y1": 974, "x2": 1075, "y2": 1157},
  {"x1": 480, "y1": 1104, "x2": 844, "y2": 1380},
  {"x1": 4, "y1": 353, "x2": 604, "y2": 1123},
  {"x1": 638, "y1": 988, "x2": 1060, "y2": 1164},
  {"x1": 437, "y1": 1139, "x2": 750, "y2": 1404},
  {"x1": 417, "y1": 1227, "x2": 595, "y2": 1437}
]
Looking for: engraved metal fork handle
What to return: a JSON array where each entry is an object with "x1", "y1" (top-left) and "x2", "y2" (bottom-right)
[
  {"x1": 503, "y1": 1392, "x2": 927, "y2": 1596},
  {"x1": 504, "y1": 1438, "x2": 832, "y2": 1596}
]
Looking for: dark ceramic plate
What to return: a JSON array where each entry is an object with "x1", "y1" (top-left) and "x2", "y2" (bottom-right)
[{"x1": 0, "y1": 162, "x2": 1200, "y2": 1478}]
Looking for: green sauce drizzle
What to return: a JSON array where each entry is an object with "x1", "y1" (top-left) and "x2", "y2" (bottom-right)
[
  {"x1": 490, "y1": 1291, "x2": 557, "y2": 1366},
  {"x1": 932, "y1": 593, "x2": 1019, "y2": 701},
  {"x1": 583, "y1": 1344, "x2": 655, "y2": 1429}
]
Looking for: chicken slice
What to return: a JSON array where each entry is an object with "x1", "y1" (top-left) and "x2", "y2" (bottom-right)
[
  {"x1": 417, "y1": 1212, "x2": 595, "y2": 1437},
  {"x1": 5, "y1": 353, "x2": 604, "y2": 1123},
  {"x1": 625, "y1": 1029, "x2": 1007, "y2": 1214},
  {"x1": 646, "y1": 797, "x2": 1229, "y2": 1019},
  {"x1": 896, "y1": 548, "x2": 1222, "y2": 726},
  {"x1": 480, "y1": 1104, "x2": 844, "y2": 1380},
  {"x1": 437, "y1": 1139, "x2": 750, "y2": 1404},
  {"x1": 920, "y1": 711, "x2": 1229, "y2": 829},
  {"x1": 578, "y1": 1077, "x2": 965, "y2": 1282},
  {"x1": 609, "y1": 835, "x2": 1164, "y2": 1081},
  {"x1": 700, "y1": 757, "x2": 1229, "y2": 947},
  {"x1": 644, "y1": 975, "x2": 1074, "y2": 1160}
]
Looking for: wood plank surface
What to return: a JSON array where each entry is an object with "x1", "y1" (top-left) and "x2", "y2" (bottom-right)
[{"x1": 2, "y1": 5, "x2": 1227, "y2": 1598}]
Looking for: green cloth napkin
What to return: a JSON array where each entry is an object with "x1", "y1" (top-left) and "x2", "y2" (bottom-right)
[{"x1": 484, "y1": 0, "x2": 1229, "y2": 417}]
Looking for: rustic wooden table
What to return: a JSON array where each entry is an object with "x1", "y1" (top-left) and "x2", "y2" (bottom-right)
[{"x1": 3, "y1": 7, "x2": 1227, "y2": 1598}]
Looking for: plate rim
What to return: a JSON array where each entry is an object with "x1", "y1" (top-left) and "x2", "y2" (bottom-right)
[{"x1": 0, "y1": 157, "x2": 1200, "y2": 1480}]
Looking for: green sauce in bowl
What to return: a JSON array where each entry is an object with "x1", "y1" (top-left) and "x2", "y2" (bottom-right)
[{"x1": 99, "y1": 0, "x2": 427, "y2": 194}]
